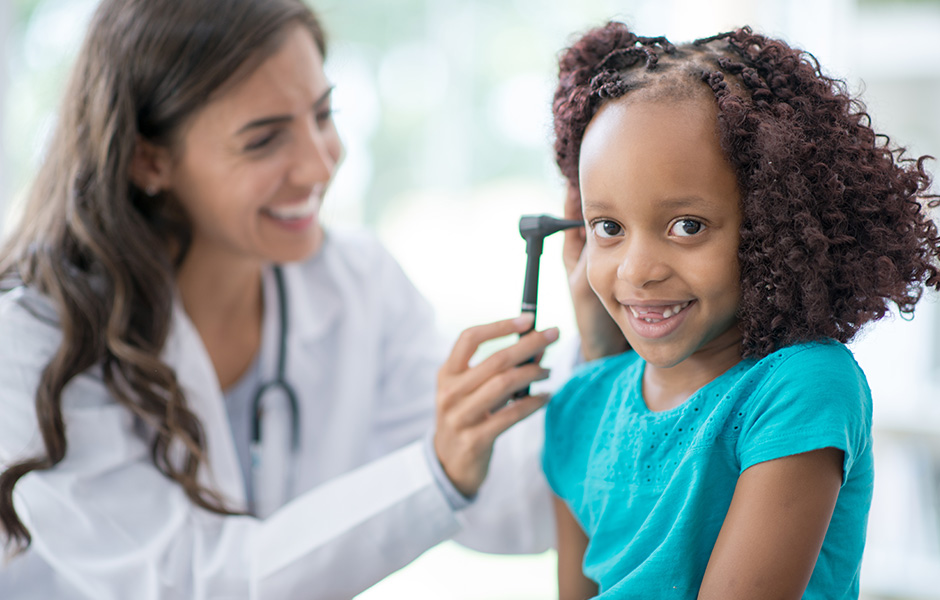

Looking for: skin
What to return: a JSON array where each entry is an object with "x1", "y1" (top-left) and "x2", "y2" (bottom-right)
[
  {"x1": 554, "y1": 91, "x2": 843, "y2": 599},
  {"x1": 580, "y1": 93, "x2": 744, "y2": 409},
  {"x1": 129, "y1": 23, "x2": 558, "y2": 498},
  {"x1": 561, "y1": 208, "x2": 629, "y2": 362}
]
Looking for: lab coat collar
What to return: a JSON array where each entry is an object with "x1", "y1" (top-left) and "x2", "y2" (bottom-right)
[
  {"x1": 159, "y1": 234, "x2": 345, "y2": 515},
  {"x1": 162, "y1": 303, "x2": 248, "y2": 512}
]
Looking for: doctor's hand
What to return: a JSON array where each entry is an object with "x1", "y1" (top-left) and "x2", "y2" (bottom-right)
[
  {"x1": 562, "y1": 188, "x2": 628, "y2": 362},
  {"x1": 434, "y1": 314, "x2": 558, "y2": 498}
]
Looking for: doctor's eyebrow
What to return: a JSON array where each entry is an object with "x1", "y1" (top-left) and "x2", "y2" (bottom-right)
[{"x1": 235, "y1": 86, "x2": 335, "y2": 134}]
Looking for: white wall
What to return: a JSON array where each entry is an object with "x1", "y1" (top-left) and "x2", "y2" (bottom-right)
[{"x1": 0, "y1": 0, "x2": 9, "y2": 208}]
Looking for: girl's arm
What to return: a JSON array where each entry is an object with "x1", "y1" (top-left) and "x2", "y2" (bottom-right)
[
  {"x1": 554, "y1": 494, "x2": 599, "y2": 600},
  {"x1": 698, "y1": 447, "x2": 844, "y2": 599}
]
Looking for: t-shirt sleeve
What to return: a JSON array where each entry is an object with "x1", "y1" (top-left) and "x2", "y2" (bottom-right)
[{"x1": 735, "y1": 342, "x2": 872, "y2": 483}]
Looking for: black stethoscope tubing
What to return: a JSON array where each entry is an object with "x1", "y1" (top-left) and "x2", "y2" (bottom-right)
[{"x1": 249, "y1": 265, "x2": 301, "y2": 468}]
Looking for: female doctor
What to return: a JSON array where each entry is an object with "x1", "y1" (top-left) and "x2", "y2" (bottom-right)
[{"x1": 0, "y1": 0, "x2": 625, "y2": 597}]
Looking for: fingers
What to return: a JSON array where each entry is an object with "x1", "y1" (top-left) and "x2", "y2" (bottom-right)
[
  {"x1": 460, "y1": 361, "x2": 551, "y2": 421},
  {"x1": 441, "y1": 326, "x2": 559, "y2": 406},
  {"x1": 480, "y1": 393, "x2": 550, "y2": 440},
  {"x1": 441, "y1": 314, "x2": 536, "y2": 375},
  {"x1": 433, "y1": 317, "x2": 559, "y2": 497}
]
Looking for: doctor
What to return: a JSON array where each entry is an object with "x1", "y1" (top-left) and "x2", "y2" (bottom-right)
[{"x1": 0, "y1": 0, "x2": 626, "y2": 598}]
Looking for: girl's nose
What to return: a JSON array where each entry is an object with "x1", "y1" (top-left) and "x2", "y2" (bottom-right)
[{"x1": 616, "y1": 236, "x2": 671, "y2": 288}]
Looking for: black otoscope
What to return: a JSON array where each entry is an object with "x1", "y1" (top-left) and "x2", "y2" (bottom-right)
[{"x1": 513, "y1": 214, "x2": 583, "y2": 399}]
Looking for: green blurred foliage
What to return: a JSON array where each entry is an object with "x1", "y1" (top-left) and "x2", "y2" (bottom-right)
[{"x1": 12, "y1": 0, "x2": 42, "y2": 22}]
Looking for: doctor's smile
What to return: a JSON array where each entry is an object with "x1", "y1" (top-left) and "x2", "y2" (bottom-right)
[{"x1": 260, "y1": 186, "x2": 325, "y2": 231}]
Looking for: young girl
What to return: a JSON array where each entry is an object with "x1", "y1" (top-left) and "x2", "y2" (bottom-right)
[{"x1": 545, "y1": 22, "x2": 940, "y2": 599}]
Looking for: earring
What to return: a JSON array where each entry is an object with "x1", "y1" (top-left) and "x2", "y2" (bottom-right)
[{"x1": 145, "y1": 185, "x2": 159, "y2": 197}]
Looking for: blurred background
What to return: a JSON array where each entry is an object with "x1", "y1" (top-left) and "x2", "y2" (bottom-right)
[{"x1": 1, "y1": 0, "x2": 938, "y2": 598}]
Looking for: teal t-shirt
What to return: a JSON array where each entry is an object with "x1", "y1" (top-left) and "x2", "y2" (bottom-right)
[{"x1": 543, "y1": 341, "x2": 873, "y2": 599}]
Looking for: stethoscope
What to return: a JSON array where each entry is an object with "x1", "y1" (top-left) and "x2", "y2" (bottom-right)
[{"x1": 249, "y1": 265, "x2": 300, "y2": 512}]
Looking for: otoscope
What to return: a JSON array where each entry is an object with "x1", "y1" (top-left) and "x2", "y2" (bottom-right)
[{"x1": 513, "y1": 214, "x2": 583, "y2": 398}]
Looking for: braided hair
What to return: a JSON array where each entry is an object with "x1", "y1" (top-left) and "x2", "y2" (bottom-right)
[{"x1": 553, "y1": 22, "x2": 940, "y2": 358}]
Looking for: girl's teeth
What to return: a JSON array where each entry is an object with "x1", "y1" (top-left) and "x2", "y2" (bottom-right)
[
  {"x1": 662, "y1": 303, "x2": 686, "y2": 318},
  {"x1": 630, "y1": 301, "x2": 690, "y2": 321}
]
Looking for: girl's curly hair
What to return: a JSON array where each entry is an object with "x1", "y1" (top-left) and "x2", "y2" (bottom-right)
[{"x1": 553, "y1": 22, "x2": 940, "y2": 358}]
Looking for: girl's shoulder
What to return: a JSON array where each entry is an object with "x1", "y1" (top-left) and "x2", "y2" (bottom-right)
[
  {"x1": 732, "y1": 339, "x2": 873, "y2": 436},
  {"x1": 728, "y1": 340, "x2": 874, "y2": 480},
  {"x1": 749, "y1": 339, "x2": 867, "y2": 391}
]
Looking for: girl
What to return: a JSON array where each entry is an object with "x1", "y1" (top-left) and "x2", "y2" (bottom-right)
[
  {"x1": 0, "y1": 0, "x2": 571, "y2": 597},
  {"x1": 545, "y1": 22, "x2": 940, "y2": 599}
]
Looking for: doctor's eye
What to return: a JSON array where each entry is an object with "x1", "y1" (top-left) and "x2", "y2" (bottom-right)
[
  {"x1": 590, "y1": 219, "x2": 624, "y2": 239},
  {"x1": 244, "y1": 129, "x2": 283, "y2": 152},
  {"x1": 315, "y1": 107, "x2": 335, "y2": 128},
  {"x1": 669, "y1": 219, "x2": 705, "y2": 237}
]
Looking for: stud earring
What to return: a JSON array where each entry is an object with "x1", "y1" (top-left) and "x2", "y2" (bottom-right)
[{"x1": 145, "y1": 185, "x2": 159, "y2": 197}]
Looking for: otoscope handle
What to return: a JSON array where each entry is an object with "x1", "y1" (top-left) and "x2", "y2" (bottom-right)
[
  {"x1": 513, "y1": 240, "x2": 542, "y2": 399},
  {"x1": 520, "y1": 237, "x2": 543, "y2": 319},
  {"x1": 512, "y1": 215, "x2": 582, "y2": 400}
]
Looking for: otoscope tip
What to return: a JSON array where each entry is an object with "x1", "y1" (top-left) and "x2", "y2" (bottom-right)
[{"x1": 518, "y1": 214, "x2": 583, "y2": 241}]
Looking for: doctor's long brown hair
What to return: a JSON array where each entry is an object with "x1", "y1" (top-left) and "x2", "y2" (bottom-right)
[{"x1": 0, "y1": 0, "x2": 326, "y2": 554}]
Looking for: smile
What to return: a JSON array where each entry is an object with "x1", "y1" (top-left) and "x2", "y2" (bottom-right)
[
  {"x1": 262, "y1": 184, "x2": 325, "y2": 223},
  {"x1": 264, "y1": 200, "x2": 318, "y2": 220},
  {"x1": 628, "y1": 300, "x2": 692, "y2": 323}
]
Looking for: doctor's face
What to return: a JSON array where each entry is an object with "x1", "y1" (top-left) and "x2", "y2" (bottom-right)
[{"x1": 162, "y1": 23, "x2": 342, "y2": 269}]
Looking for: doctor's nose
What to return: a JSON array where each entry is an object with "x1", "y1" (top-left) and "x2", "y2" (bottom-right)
[
  {"x1": 616, "y1": 237, "x2": 670, "y2": 289},
  {"x1": 291, "y1": 116, "x2": 342, "y2": 187}
]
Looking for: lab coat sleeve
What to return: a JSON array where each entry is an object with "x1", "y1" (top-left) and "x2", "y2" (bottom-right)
[
  {"x1": 450, "y1": 408, "x2": 556, "y2": 554},
  {"x1": 0, "y1": 290, "x2": 462, "y2": 600},
  {"x1": 253, "y1": 441, "x2": 459, "y2": 598},
  {"x1": 451, "y1": 322, "x2": 589, "y2": 554},
  {"x1": 366, "y1": 238, "x2": 556, "y2": 554}
]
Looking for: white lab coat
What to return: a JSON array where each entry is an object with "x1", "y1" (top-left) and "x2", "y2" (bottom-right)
[{"x1": 0, "y1": 229, "x2": 554, "y2": 599}]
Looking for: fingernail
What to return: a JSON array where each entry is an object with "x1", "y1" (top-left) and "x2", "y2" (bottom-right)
[
  {"x1": 514, "y1": 313, "x2": 535, "y2": 328},
  {"x1": 544, "y1": 327, "x2": 560, "y2": 342}
]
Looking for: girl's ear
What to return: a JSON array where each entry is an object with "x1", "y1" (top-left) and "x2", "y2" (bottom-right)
[{"x1": 129, "y1": 136, "x2": 173, "y2": 196}]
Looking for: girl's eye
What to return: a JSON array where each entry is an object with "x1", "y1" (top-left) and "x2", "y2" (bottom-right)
[
  {"x1": 591, "y1": 220, "x2": 623, "y2": 239},
  {"x1": 670, "y1": 219, "x2": 705, "y2": 237}
]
